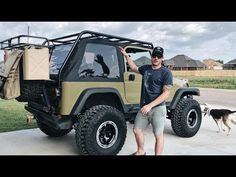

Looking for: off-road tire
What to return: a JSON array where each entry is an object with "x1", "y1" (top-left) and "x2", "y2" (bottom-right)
[
  {"x1": 36, "y1": 119, "x2": 72, "y2": 137},
  {"x1": 171, "y1": 98, "x2": 202, "y2": 137},
  {"x1": 75, "y1": 105, "x2": 127, "y2": 155}
]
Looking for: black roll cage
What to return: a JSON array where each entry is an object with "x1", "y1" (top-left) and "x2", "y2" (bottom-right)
[{"x1": 0, "y1": 30, "x2": 153, "y2": 50}]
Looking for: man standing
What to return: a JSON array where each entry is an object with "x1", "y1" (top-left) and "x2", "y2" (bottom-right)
[{"x1": 119, "y1": 46, "x2": 173, "y2": 155}]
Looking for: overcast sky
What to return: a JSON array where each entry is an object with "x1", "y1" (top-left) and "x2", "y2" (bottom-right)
[{"x1": 0, "y1": 22, "x2": 236, "y2": 63}]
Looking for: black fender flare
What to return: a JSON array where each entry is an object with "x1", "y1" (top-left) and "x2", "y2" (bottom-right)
[
  {"x1": 169, "y1": 88, "x2": 200, "y2": 109},
  {"x1": 71, "y1": 87, "x2": 126, "y2": 115}
]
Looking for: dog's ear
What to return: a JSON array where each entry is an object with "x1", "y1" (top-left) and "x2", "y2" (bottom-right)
[
  {"x1": 204, "y1": 103, "x2": 210, "y2": 108},
  {"x1": 202, "y1": 104, "x2": 209, "y2": 116}
]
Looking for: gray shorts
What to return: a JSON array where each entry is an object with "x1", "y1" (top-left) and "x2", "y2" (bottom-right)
[{"x1": 134, "y1": 105, "x2": 166, "y2": 135}]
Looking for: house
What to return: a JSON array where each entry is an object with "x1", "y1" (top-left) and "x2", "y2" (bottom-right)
[
  {"x1": 134, "y1": 56, "x2": 151, "y2": 67},
  {"x1": 202, "y1": 59, "x2": 223, "y2": 70},
  {"x1": 223, "y1": 59, "x2": 236, "y2": 70},
  {"x1": 164, "y1": 54, "x2": 207, "y2": 70}
]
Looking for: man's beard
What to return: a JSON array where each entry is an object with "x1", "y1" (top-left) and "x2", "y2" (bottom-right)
[{"x1": 152, "y1": 61, "x2": 161, "y2": 67}]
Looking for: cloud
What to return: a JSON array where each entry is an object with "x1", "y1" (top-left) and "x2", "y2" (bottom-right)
[
  {"x1": 0, "y1": 22, "x2": 236, "y2": 63},
  {"x1": 183, "y1": 23, "x2": 207, "y2": 34}
]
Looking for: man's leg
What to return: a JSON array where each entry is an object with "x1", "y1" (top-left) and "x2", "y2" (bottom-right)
[
  {"x1": 151, "y1": 105, "x2": 166, "y2": 155},
  {"x1": 154, "y1": 134, "x2": 164, "y2": 155},
  {"x1": 133, "y1": 111, "x2": 149, "y2": 155},
  {"x1": 133, "y1": 128, "x2": 146, "y2": 155}
]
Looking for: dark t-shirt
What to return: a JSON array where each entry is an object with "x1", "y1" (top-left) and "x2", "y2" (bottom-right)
[{"x1": 138, "y1": 65, "x2": 173, "y2": 107}]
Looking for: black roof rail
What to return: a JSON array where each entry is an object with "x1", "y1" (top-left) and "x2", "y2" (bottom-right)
[
  {"x1": 49, "y1": 30, "x2": 154, "y2": 49},
  {"x1": 0, "y1": 30, "x2": 154, "y2": 50},
  {"x1": 0, "y1": 35, "x2": 50, "y2": 50}
]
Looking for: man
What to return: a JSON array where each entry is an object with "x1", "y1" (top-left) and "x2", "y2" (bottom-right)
[{"x1": 119, "y1": 46, "x2": 173, "y2": 155}]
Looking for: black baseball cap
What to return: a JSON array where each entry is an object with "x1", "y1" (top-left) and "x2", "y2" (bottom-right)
[{"x1": 151, "y1": 46, "x2": 164, "y2": 57}]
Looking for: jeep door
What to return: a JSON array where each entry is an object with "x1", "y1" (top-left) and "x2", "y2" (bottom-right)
[{"x1": 123, "y1": 47, "x2": 151, "y2": 103}]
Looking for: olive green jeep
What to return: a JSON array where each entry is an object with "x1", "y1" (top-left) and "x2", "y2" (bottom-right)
[{"x1": 0, "y1": 30, "x2": 202, "y2": 155}]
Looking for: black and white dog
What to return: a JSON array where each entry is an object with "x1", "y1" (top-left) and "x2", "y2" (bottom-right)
[{"x1": 203, "y1": 103, "x2": 236, "y2": 135}]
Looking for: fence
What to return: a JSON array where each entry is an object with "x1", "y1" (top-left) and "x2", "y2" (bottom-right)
[{"x1": 172, "y1": 70, "x2": 236, "y2": 77}]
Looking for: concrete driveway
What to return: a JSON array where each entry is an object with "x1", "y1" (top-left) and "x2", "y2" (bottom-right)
[{"x1": 0, "y1": 88, "x2": 236, "y2": 155}]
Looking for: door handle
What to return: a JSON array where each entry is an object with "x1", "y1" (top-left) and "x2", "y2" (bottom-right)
[{"x1": 129, "y1": 74, "x2": 135, "y2": 81}]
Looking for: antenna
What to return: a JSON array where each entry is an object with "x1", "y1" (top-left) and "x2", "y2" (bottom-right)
[{"x1": 27, "y1": 25, "x2": 30, "y2": 43}]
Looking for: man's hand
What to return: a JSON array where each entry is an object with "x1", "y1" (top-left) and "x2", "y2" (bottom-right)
[
  {"x1": 119, "y1": 46, "x2": 139, "y2": 74},
  {"x1": 119, "y1": 46, "x2": 129, "y2": 57},
  {"x1": 140, "y1": 104, "x2": 152, "y2": 115}
]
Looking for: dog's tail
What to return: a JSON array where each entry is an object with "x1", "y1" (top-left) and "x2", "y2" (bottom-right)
[{"x1": 229, "y1": 110, "x2": 236, "y2": 114}]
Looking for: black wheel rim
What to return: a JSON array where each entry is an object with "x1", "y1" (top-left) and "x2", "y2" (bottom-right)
[
  {"x1": 187, "y1": 109, "x2": 198, "y2": 128},
  {"x1": 96, "y1": 121, "x2": 118, "y2": 148}
]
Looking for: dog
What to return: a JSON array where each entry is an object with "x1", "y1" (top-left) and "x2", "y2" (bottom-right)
[{"x1": 203, "y1": 103, "x2": 236, "y2": 135}]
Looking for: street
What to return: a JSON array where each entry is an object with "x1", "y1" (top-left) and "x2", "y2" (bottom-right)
[{"x1": 0, "y1": 88, "x2": 236, "y2": 155}]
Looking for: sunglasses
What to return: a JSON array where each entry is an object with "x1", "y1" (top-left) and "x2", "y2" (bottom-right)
[{"x1": 151, "y1": 54, "x2": 162, "y2": 59}]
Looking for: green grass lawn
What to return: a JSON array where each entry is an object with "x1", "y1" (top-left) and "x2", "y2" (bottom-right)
[
  {"x1": 0, "y1": 99, "x2": 37, "y2": 133},
  {"x1": 187, "y1": 76, "x2": 236, "y2": 89}
]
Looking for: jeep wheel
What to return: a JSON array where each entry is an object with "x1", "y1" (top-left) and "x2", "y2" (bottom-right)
[
  {"x1": 36, "y1": 119, "x2": 72, "y2": 137},
  {"x1": 171, "y1": 98, "x2": 202, "y2": 137},
  {"x1": 75, "y1": 105, "x2": 127, "y2": 155}
]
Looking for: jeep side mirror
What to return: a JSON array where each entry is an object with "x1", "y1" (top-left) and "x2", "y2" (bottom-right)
[{"x1": 129, "y1": 74, "x2": 135, "y2": 81}]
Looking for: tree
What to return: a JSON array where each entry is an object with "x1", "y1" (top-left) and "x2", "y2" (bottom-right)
[{"x1": 215, "y1": 59, "x2": 224, "y2": 64}]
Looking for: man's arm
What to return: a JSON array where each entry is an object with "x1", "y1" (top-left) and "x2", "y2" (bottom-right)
[
  {"x1": 140, "y1": 85, "x2": 172, "y2": 114},
  {"x1": 119, "y1": 46, "x2": 139, "y2": 74}
]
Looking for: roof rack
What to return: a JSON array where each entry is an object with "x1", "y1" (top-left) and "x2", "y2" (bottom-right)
[
  {"x1": 0, "y1": 30, "x2": 154, "y2": 50},
  {"x1": 48, "y1": 30, "x2": 154, "y2": 49},
  {"x1": 0, "y1": 35, "x2": 50, "y2": 50}
]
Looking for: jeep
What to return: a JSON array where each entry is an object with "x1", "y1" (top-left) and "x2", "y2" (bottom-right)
[{"x1": 0, "y1": 30, "x2": 202, "y2": 155}]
